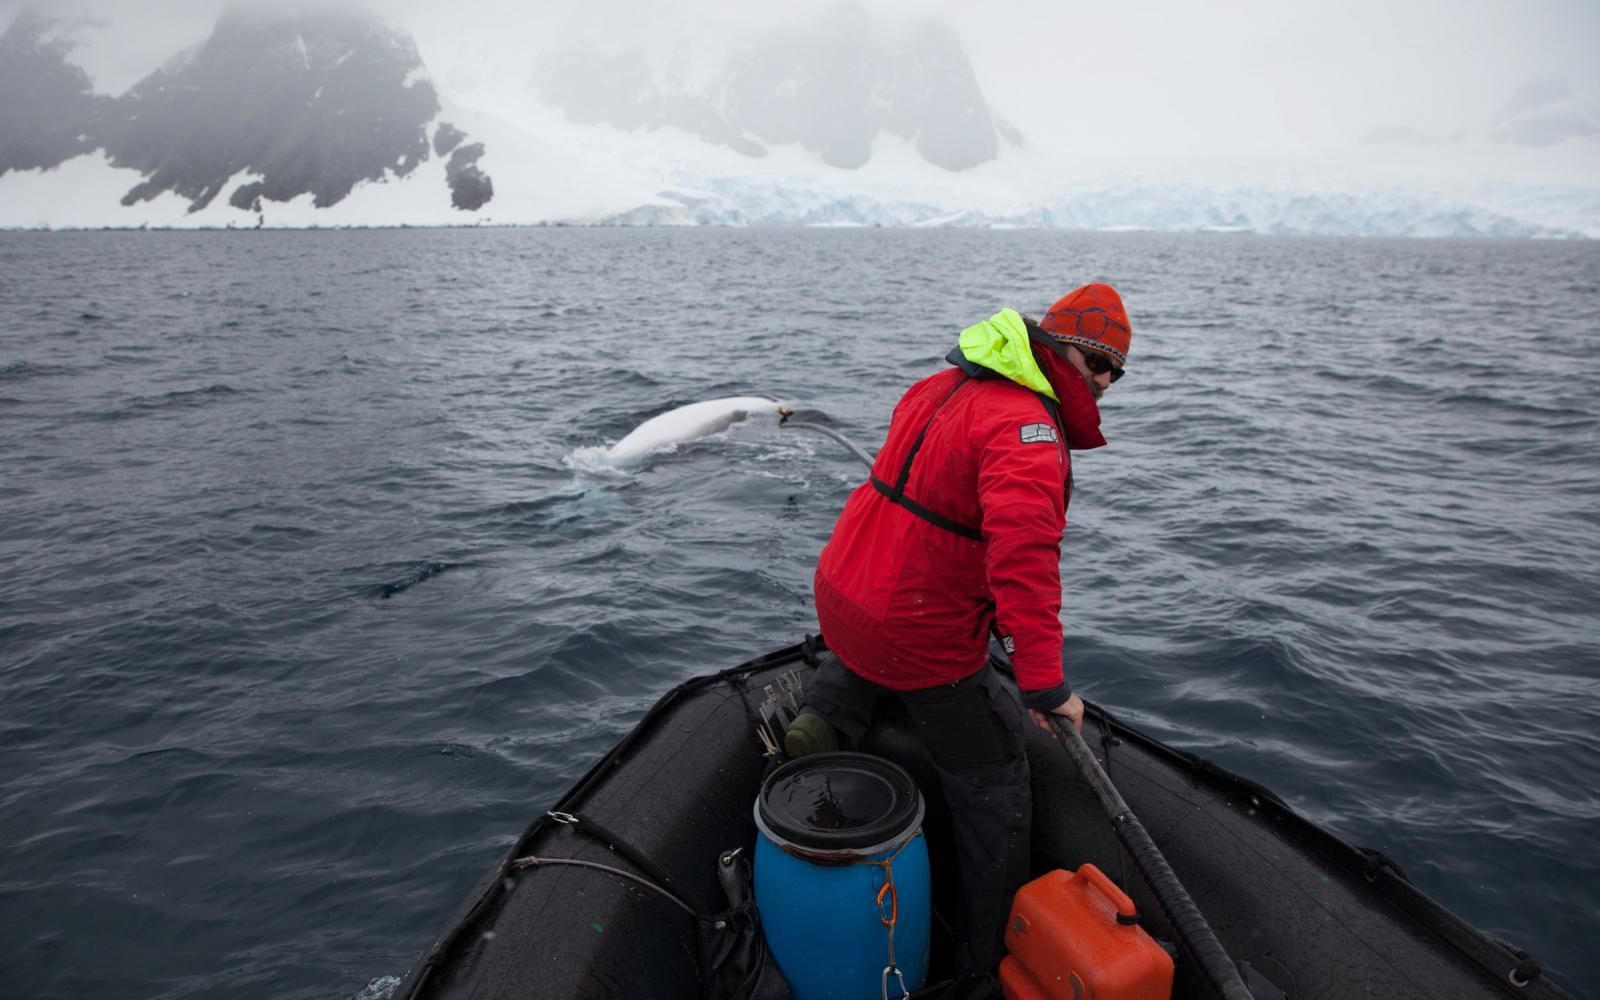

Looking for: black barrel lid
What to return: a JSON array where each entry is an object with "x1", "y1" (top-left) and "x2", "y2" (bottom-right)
[{"x1": 757, "y1": 752, "x2": 923, "y2": 851}]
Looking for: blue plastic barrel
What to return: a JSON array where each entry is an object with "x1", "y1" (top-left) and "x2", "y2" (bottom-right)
[{"x1": 753, "y1": 752, "x2": 930, "y2": 1000}]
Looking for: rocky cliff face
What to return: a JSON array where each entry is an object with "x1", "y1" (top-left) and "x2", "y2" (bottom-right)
[
  {"x1": 0, "y1": 11, "x2": 112, "y2": 172},
  {"x1": 0, "y1": 5, "x2": 494, "y2": 215},
  {"x1": 536, "y1": 8, "x2": 1011, "y2": 171},
  {"x1": 111, "y1": 7, "x2": 441, "y2": 211}
]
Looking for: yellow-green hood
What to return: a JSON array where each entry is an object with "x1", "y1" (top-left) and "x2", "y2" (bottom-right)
[{"x1": 954, "y1": 308, "x2": 1057, "y2": 402}]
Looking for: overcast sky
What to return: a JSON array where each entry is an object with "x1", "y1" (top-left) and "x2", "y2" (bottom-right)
[{"x1": 5, "y1": 0, "x2": 1597, "y2": 168}]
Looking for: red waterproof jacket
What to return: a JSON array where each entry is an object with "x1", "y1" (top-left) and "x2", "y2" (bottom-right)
[{"x1": 814, "y1": 309, "x2": 1107, "y2": 708}]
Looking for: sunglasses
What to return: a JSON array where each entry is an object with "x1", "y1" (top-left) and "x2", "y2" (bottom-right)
[
  {"x1": 1078, "y1": 349, "x2": 1125, "y2": 384},
  {"x1": 1036, "y1": 306, "x2": 1127, "y2": 383}
]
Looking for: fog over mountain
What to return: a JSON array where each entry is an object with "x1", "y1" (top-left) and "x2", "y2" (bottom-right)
[
  {"x1": 1486, "y1": 76, "x2": 1600, "y2": 149},
  {"x1": 0, "y1": 10, "x2": 109, "y2": 171},
  {"x1": 537, "y1": 10, "x2": 1013, "y2": 171},
  {"x1": 0, "y1": 0, "x2": 1596, "y2": 234}
]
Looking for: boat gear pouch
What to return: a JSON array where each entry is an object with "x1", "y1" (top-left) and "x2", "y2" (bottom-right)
[{"x1": 697, "y1": 847, "x2": 792, "y2": 1000}]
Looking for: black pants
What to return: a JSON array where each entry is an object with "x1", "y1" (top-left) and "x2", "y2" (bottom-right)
[{"x1": 803, "y1": 653, "x2": 1031, "y2": 976}]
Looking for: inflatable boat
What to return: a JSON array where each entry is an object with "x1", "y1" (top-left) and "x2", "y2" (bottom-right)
[{"x1": 393, "y1": 639, "x2": 1571, "y2": 1000}]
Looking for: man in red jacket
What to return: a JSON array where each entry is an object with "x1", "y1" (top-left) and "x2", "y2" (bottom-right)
[{"x1": 786, "y1": 282, "x2": 1132, "y2": 976}]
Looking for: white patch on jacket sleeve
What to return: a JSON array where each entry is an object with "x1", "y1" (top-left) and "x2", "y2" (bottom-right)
[{"x1": 1019, "y1": 423, "x2": 1058, "y2": 444}]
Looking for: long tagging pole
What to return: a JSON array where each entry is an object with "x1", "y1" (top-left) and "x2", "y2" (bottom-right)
[{"x1": 1049, "y1": 716, "x2": 1256, "y2": 1000}]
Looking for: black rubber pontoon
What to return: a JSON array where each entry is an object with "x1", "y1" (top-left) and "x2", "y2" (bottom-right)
[{"x1": 394, "y1": 639, "x2": 1569, "y2": 1000}]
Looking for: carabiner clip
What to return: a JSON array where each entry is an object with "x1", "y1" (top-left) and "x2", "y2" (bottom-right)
[{"x1": 881, "y1": 964, "x2": 909, "y2": 1000}]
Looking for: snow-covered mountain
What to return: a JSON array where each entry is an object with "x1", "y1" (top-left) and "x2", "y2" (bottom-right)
[
  {"x1": 591, "y1": 171, "x2": 1584, "y2": 237},
  {"x1": 0, "y1": 3, "x2": 1595, "y2": 236},
  {"x1": 110, "y1": 7, "x2": 446, "y2": 212},
  {"x1": 0, "y1": 4, "x2": 494, "y2": 221}
]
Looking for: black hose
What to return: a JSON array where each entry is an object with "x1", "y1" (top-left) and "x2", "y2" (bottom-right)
[
  {"x1": 778, "y1": 418, "x2": 875, "y2": 470},
  {"x1": 1052, "y1": 716, "x2": 1256, "y2": 1000}
]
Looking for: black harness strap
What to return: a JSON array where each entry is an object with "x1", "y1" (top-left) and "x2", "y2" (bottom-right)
[
  {"x1": 885, "y1": 374, "x2": 970, "y2": 501},
  {"x1": 871, "y1": 375, "x2": 985, "y2": 540},
  {"x1": 870, "y1": 478, "x2": 984, "y2": 540},
  {"x1": 870, "y1": 366, "x2": 1071, "y2": 540}
]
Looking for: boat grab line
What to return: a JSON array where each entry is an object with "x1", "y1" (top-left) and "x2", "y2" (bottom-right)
[{"x1": 508, "y1": 855, "x2": 699, "y2": 917}]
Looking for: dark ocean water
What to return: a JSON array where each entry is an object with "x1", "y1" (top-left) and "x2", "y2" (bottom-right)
[{"x1": 1, "y1": 229, "x2": 1596, "y2": 999}]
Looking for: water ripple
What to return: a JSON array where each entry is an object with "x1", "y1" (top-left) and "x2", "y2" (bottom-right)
[{"x1": 0, "y1": 229, "x2": 1595, "y2": 999}]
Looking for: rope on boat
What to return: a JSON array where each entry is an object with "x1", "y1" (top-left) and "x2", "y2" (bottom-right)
[
  {"x1": 508, "y1": 855, "x2": 699, "y2": 917},
  {"x1": 542, "y1": 809, "x2": 714, "y2": 915},
  {"x1": 1050, "y1": 716, "x2": 1258, "y2": 1000}
]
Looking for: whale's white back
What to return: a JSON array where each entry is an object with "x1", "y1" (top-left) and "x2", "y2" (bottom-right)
[{"x1": 607, "y1": 396, "x2": 780, "y2": 462}]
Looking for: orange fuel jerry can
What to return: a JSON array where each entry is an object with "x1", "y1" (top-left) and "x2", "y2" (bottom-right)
[{"x1": 1000, "y1": 865, "x2": 1174, "y2": 1000}]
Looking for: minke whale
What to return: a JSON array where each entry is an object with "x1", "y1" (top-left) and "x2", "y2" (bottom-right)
[{"x1": 606, "y1": 396, "x2": 790, "y2": 463}]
